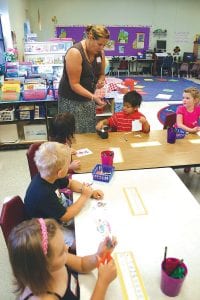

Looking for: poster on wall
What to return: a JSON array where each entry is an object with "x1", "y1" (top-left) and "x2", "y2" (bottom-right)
[{"x1": 55, "y1": 26, "x2": 150, "y2": 56}]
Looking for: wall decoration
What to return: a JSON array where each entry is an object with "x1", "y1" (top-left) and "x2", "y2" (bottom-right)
[{"x1": 55, "y1": 25, "x2": 150, "y2": 56}]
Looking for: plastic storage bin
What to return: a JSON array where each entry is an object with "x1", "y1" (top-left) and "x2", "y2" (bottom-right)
[
  {"x1": 23, "y1": 89, "x2": 47, "y2": 100},
  {"x1": 15, "y1": 105, "x2": 35, "y2": 120},
  {"x1": 92, "y1": 164, "x2": 114, "y2": 182},
  {"x1": 0, "y1": 107, "x2": 15, "y2": 121}
]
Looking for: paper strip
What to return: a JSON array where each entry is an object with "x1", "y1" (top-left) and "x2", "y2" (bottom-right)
[
  {"x1": 123, "y1": 187, "x2": 147, "y2": 215},
  {"x1": 114, "y1": 252, "x2": 148, "y2": 300},
  {"x1": 189, "y1": 139, "x2": 200, "y2": 144},
  {"x1": 131, "y1": 141, "x2": 161, "y2": 148},
  {"x1": 109, "y1": 147, "x2": 124, "y2": 163}
]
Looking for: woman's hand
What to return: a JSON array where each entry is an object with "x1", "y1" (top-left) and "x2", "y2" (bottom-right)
[
  {"x1": 92, "y1": 189, "x2": 104, "y2": 200},
  {"x1": 96, "y1": 80, "x2": 105, "y2": 89},
  {"x1": 93, "y1": 96, "x2": 106, "y2": 106}
]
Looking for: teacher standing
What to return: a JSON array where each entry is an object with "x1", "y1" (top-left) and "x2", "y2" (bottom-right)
[{"x1": 58, "y1": 25, "x2": 110, "y2": 133}]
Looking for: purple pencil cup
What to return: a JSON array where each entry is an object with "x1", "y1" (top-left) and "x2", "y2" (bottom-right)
[
  {"x1": 167, "y1": 127, "x2": 176, "y2": 144},
  {"x1": 161, "y1": 258, "x2": 188, "y2": 297}
]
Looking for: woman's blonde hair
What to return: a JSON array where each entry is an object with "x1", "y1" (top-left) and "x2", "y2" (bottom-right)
[
  {"x1": 86, "y1": 24, "x2": 110, "y2": 40},
  {"x1": 184, "y1": 87, "x2": 200, "y2": 105},
  {"x1": 34, "y1": 141, "x2": 70, "y2": 177},
  {"x1": 8, "y1": 219, "x2": 60, "y2": 296}
]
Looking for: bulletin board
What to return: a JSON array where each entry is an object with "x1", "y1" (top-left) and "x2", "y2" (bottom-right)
[{"x1": 55, "y1": 26, "x2": 150, "y2": 56}]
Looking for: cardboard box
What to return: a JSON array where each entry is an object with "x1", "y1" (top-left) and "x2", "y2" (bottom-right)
[
  {"x1": 0, "y1": 124, "x2": 18, "y2": 143},
  {"x1": 24, "y1": 124, "x2": 47, "y2": 141}
]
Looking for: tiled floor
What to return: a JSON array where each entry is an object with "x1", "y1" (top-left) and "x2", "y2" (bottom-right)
[{"x1": 0, "y1": 78, "x2": 200, "y2": 298}]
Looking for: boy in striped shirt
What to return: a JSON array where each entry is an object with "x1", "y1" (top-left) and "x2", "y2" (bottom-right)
[{"x1": 96, "y1": 90, "x2": 150, "y2": 132}]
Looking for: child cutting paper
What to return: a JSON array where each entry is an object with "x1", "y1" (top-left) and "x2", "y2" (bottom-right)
[
  {"x1": 24, "y1": 142, "x2": 104, "y2": 247},
  {"x1": 8, "y1": 218, "x2": 117, "y2": 300},
  {"x1": 176, "y1": 87, "x2": 200, "y2": 133},
  {"x1": 96, "y1": 90, "x2": 150, "y2": 133}
]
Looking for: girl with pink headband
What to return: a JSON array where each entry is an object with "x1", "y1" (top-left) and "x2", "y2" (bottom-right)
[{"x1": 8, "y1": 218, "x2": 117, "y2": 300}]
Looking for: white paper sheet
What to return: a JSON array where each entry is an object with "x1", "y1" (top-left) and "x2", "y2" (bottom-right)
[{"x1": 131, "y1": 141, "x2": 161, "y2": 148}]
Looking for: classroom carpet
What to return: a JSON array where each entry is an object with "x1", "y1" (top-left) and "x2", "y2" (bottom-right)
[{"x1": 125, "y1": 76, "x2": 200, "y2": 102}]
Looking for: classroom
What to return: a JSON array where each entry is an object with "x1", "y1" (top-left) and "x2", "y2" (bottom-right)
[{"x1": 0, "y1": 0, "x2": 200, "y2": 299}]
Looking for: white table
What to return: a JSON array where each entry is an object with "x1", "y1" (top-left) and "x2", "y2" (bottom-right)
[{"x1": 73, "y1": 168, "x2": 200, "y2": 300}]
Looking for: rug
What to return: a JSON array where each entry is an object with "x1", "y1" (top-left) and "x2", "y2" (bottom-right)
[{"x1": 123, "y1": 76, "x2": 200, "y2": 102}]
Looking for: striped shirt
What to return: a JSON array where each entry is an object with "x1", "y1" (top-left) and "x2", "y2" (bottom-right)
[{"x1": 107, "y1": 111, "x2": 146, "y2": 132}]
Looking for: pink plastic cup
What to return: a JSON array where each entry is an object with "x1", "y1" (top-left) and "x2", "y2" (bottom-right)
[
  {"x1": 160, "y1": 258, "x2": 187, "y2": 297},
  {"x1": 101, "y1": 150, "x2": 114, "y2": 166}
]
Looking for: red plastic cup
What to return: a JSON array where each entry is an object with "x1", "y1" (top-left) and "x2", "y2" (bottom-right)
[
  {"x1": 101, "y1": 150, "x2": 114, "y2": 166},
  {"x1": 161, "y1": 258, "x2": 187, "y2": 297}
]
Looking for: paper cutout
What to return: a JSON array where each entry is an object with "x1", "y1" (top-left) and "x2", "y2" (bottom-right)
[{"x1": 132, "y1": 120, "x2": 142, "y2": 131}]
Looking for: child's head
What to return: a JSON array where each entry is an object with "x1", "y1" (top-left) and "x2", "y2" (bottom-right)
[
  {"x1": 8, "y1": 218, "x2": 66, "y2": 296},
  {"x1": 34, "y1": 141, "x2": 71, "y2": 178},
  {"x1": 49, "y1": 112, "x2": 75, "y2": 145},
  {"x1": 123, "y1": 91, "x2": 142, "y2": 114},
  {"x1": 183, "y1": 87, "x2": 200, "y2": 106}
]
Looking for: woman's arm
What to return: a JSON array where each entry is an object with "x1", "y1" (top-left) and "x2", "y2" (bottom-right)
[
  {"x1": 96, "y1": 52, "x2": 106, "y2": 89},
  {"x1": 65, "y1": 48, "x2": 104, "y2": 105}
]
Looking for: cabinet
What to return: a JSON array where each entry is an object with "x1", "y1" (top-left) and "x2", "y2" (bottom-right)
[
  {"x1": 24, "y1": 40, "x2": 73, "y2": 76},
  {"x1": 0, "y1": 98, "x2": 58, "y2": 150}
]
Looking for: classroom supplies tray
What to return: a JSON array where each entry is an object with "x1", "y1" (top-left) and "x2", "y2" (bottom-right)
[{"x1": 92, "y1": 164, "x2": 114, "y2": 182}]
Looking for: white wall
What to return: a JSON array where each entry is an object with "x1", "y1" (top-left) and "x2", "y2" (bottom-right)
[
  {"x1": 7, "y1": 0, "x2": 28, "y2": 60},
  {"x1": 3, "y1": 0, "x2": 200, "y2": 57}
]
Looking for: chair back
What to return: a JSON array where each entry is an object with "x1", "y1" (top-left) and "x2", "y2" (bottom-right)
[
  {"x1": 162, "y1": 56, "x2": 173, "y2": 67},
  {"x1": 0, "y1": 196, "x2": 27, "y2": 245},
  {"x1": 163, "y1": 113, "x2": 176, "y2": 129},
  {"x1": 118, "y1": 60, "x2": 128, "y2": 70},
  {"x1": 26, "y1": 142, "x2": 42, "y2": 179}
]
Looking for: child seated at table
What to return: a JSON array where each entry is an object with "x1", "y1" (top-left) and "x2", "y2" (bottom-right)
[
  {"x1": 8, "y1": 218, "x2": 117, "y2": 300},
  {"x1": 96, "y1": 90, "x2": 150, "y2": 133},
  {"x1": 24, "y1": 142, "x2": 104, "y2": 247},
  {"x1": 176, "y1": 87, "x2": 200, "y2": 133},
  {"x1": 49, "y1": 112, "x2": 80, "y2": 173}
]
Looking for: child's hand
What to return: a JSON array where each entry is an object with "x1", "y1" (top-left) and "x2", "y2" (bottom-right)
[
  {"x1": 97, "y1": 258, "x2": 117, "y2": 285},
  {"x1": 80, "y1": 183, "x2": 94, "y2": 198},
  {"x1": 139, "y1": 116, "x2": 147, "y2": 124},
  {"x1": 69, "y1": 160, "x2": 80, "y2": 171},
  {"x1": 92, "y1": 189, "x2": 104, "y2": 200},
  {"x1": 97, "y1": 236, "x2": 117, "y2": 259},
  {"x1": 71, "y1": 148, "x2": 77, "y2": 155},
  {"x1": 96, "y1": 121, "x2": 104, "y2": 131}
]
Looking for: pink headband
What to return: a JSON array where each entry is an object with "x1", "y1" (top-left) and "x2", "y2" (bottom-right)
[{"x1": 38, "y1": 218, "x2": 48, "y2": 255}]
